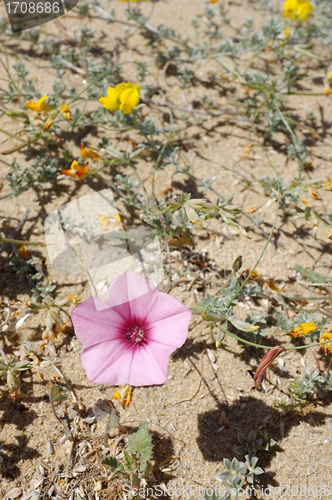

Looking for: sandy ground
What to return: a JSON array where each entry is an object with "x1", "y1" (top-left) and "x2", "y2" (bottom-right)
[{"x1": 1, "y1": 0, "x2": 332, "y2": 498}]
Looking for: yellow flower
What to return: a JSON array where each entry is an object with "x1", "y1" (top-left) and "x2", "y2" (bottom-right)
[
  {"x1": 61, "y1": 159, "x2": 89, "y2": 179},
  {"x1": 290, "y1": 322, "x2": 316, "y2": 337},
  {"x1": 210, "y1": 0, "x2": 218, "y2": 3},
  {"x1": 99, "y1": 83, "x2": 141, "y2": 114},
  {"x1": 113, "y1": 384, "x2": 132, "y2": 407},
  {"x1": 284, "y1": 0, "x2": 298, "y2": 19},
  {"x1": 98, "y1": 213, "x2": 124, "y2": 231},
  {"x1": 68, "y1": 296, "x2": 81, "y2": 303},
  {"x1": 328, "y1": 72, "x2": 332, "y2": 81},
  {"x1": 44, "y1": 116, "x2": 54, "y2": 129},
  {"x1": 18, "y1": 245, "x2": 28, "y2": 259},
  {"x1": 61, "y1": 104, "x2": 72, "y2": 121},
  {"x1": 80, "y1": 144, "x2": 100, "y2": 160},
  {"x1": 26, "y1": 95, "x2": 54, "y2": 112},
  {"x1": 283, "y1": 0, "x2": 313, "y2": 21},
  {"x1": 284, "y1": 27, "x2": 290, "y2": 37},
  {"x1": 324, "y1": 86, "x2": 331, "y2": 96},
  {"x1": 297, "y1": 0, "x2": 313, "y2": 20},
  {"x1": 320, "y1": 328, "x2": 332, "y2": 354}
]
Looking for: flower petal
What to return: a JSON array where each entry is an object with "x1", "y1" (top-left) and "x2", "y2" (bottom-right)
[
  {"x1": 99, "y1": 96, "x2": 119, "y2": 111},
  {"x1": 72, "y1": 297, "x2": 126, "y2": 348},
  {"x1": 82, "y1": 340, "x2": 171, "y2": 386},
  {"x1": 119, "y1": 88, "x2": 140, "y2": 114},
  {"x1": 81, "y1": 338, "x2": 133, "y2": 384},
  {"x1": 106, "y1": 270, "x2": 156, "y2": 307},
  {"x1": 146, "y1": 309, "x2": 191, "y2": 348}
]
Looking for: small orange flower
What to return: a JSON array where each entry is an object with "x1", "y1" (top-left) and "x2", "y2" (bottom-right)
[
  {"x1": 44, "y1": 117, "x2": 54, "y2": 129},
  {"x1": 62, "y1": 160, "x2": 89, "y2": 179},
  {"x1": 68, "y1": 296, "x2": 81, "y2": 303},
  {"x1": 113, "y1": 384, "x2": 132, "y2": 407},
  {"x1": 290, "y1": 322, "x2": 316, "y2": 337},
  {"x1": 325, "y1": 86, "x2": 331, "y2": 96},
  {"x1": 320, "y1": 328, "x2": 332, "y2": 354},
  {"x1": 61, "y1": 104, "x2": 72, "y2": 121},
  {"x1": 80, "y1": 144, "x2": 100, "y2": 160},
  {"x1": 18, "y1": 245, "x2": 28, "y2": 259},
  {"x1": 246, "y1": 206, "x2": 258, "y2": 214},
  {"x1": 26, "y1": 95, "x2": 54, "y2": 112},
  {"x1": 325, "y1": 177, "x2": 332, "y2": 191},
  {"x1": 98, "y1": 213, "x2": 124, "y2": 231},
  {"x1": 310, "y1": 188, "x2": 321, "y2": 200}
]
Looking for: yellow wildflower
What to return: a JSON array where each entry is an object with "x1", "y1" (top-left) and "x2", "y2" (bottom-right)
[
  {"x1": 325, "y1": 177, "x2": 332, "y2": 191},
  {"x1": 61, "y1": 159, "x2": 89, "y2": 179},
  {"x1": 18, "y1": 245, "x2": 28, "y2": 259},
  {"x1": 113, "y1": 384, "x2": 132, "y2": 407},
  {"x1": 324, "y1": 86, "x2": 331, "y2": 96},
  {"x1": 320, "y1": 328, "x2": 332, "y2": 354},
  {"x1": 112, "y1": 213, "x2": 123, "y2": 230},
  {"x1": 98, "y1": 213, "x2": 124, "y2": 231},
  {"x1": 284, "y1": 0, "x2": 313, "y2": 21},
  {"x1": 290, "y1": 322, "x2": 316, "y2": 337},
  {"x1": 26, "y1": 95, "x2": 54, "y2": 112},
  {"x1": 61, "y1": 104, "x2": 72, "y2": 121},
  {"x1": 44, "y1": 117, "x2": 54, "y2": 129},
  {"x1": 284, "y1": 28, "x2": 290, "y2": 37},
  {"x1": 284, "y1": 0, "x2": 298, "y2": 19},
  {"x1": 297, "y1": 0, "x2": 313, "y2": 20},
  {"x1": 210, "y1": 0, "x2": 218, "y2": 3},
  {"x1": 328, "y1": 72, "x2": 332, "y2": 81},
  {"x1": 80, "y1": 144, "x2": 100, "y2": 160},
  {"x1": 68, "y1": 296, "x2": 81, "y2": 303},
  {"x1": 99, "y1": 83, "x2": 141, "y2": 114}
]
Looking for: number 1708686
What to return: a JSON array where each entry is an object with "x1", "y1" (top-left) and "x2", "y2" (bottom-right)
[{"x1": 5, "y1": 1, "x2": 60, "y2": 14}]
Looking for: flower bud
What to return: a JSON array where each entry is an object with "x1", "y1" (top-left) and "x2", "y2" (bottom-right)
[
  {"x1": 202, "y1": 311, "x2": 225, "y2": 322},
  {"x1": 254, "y1": 346, "x2": 285, "y2": 388}
]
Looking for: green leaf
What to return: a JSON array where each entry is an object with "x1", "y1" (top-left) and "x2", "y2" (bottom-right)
[
  {"x1": 229, "y1": 318, "x2": 260, "y2": 332},
  {"x1": 48, "y1": 383, "x2": 67, "y2": 403},
  {"x1": 128, "y1": 422, "x2": 153, "y2": 471},
  {"x1": 140, "y1": 462, "x2": 153, "y2": 479},
  {"x1": 294, "y1": 265, "x2": 327, "y2": 283},
  {"x1": 274, "y1": 311, "x2": 295, "y2": 332},
  {"x1": 220, "y1": 213, "x2": 240, "y2": 229},
  {"x1": 108, "y1": 408, "x2": 120, "y2": 429},
  {"x1": 123, "y1": 450, "x2": 135, "y2": 471},
  {"x1": 102, "y1": 456, "x2": 126, "y2": 475}
]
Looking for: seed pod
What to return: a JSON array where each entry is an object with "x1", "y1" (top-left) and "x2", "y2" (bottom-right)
[{"x1": 254, "y1": 346, "x2": 285, "y2": 388}]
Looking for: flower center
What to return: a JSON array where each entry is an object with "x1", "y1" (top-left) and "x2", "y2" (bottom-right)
[{"x1": 124, "y1": 326, "x2": 146, "y2": 346}]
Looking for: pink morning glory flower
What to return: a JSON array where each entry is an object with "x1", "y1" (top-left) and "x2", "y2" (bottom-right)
[{"x1": 71, "y1": 271, "x2": 191, "y2": 386}]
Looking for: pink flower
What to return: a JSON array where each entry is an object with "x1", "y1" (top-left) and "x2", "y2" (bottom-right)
[{"x1": 71, "y1": 271, "x2": 191, "y2": 386}]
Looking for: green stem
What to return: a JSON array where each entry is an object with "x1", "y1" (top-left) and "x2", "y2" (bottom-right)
[
  {"x1": 275, "y1": 105, "x2": 297, "y2": 143},
  {"x1": 0, "y1": 128, "x2": 26, "y2": 143},
  {"x1": 1, "y1": 133, "x2": 41, "y2": 155},
  {"x1": 217, "y1": 325, "x2": 272, "y2": 349},
  {"x1": 294, "y1": 46, "x2": 326, "y2": 62},
  {"x1": 281, "y1": 92, "x2": 327, "y2": 96},
  {"x1": 217, "y1": 325, "x2": 332, "y2": 351},
  {"x1": 0, "y1": 237, "x2": 43, "y2": 246},
  {"x1": 226, "y1": 164, "x2": 280, "y2": 308}
]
